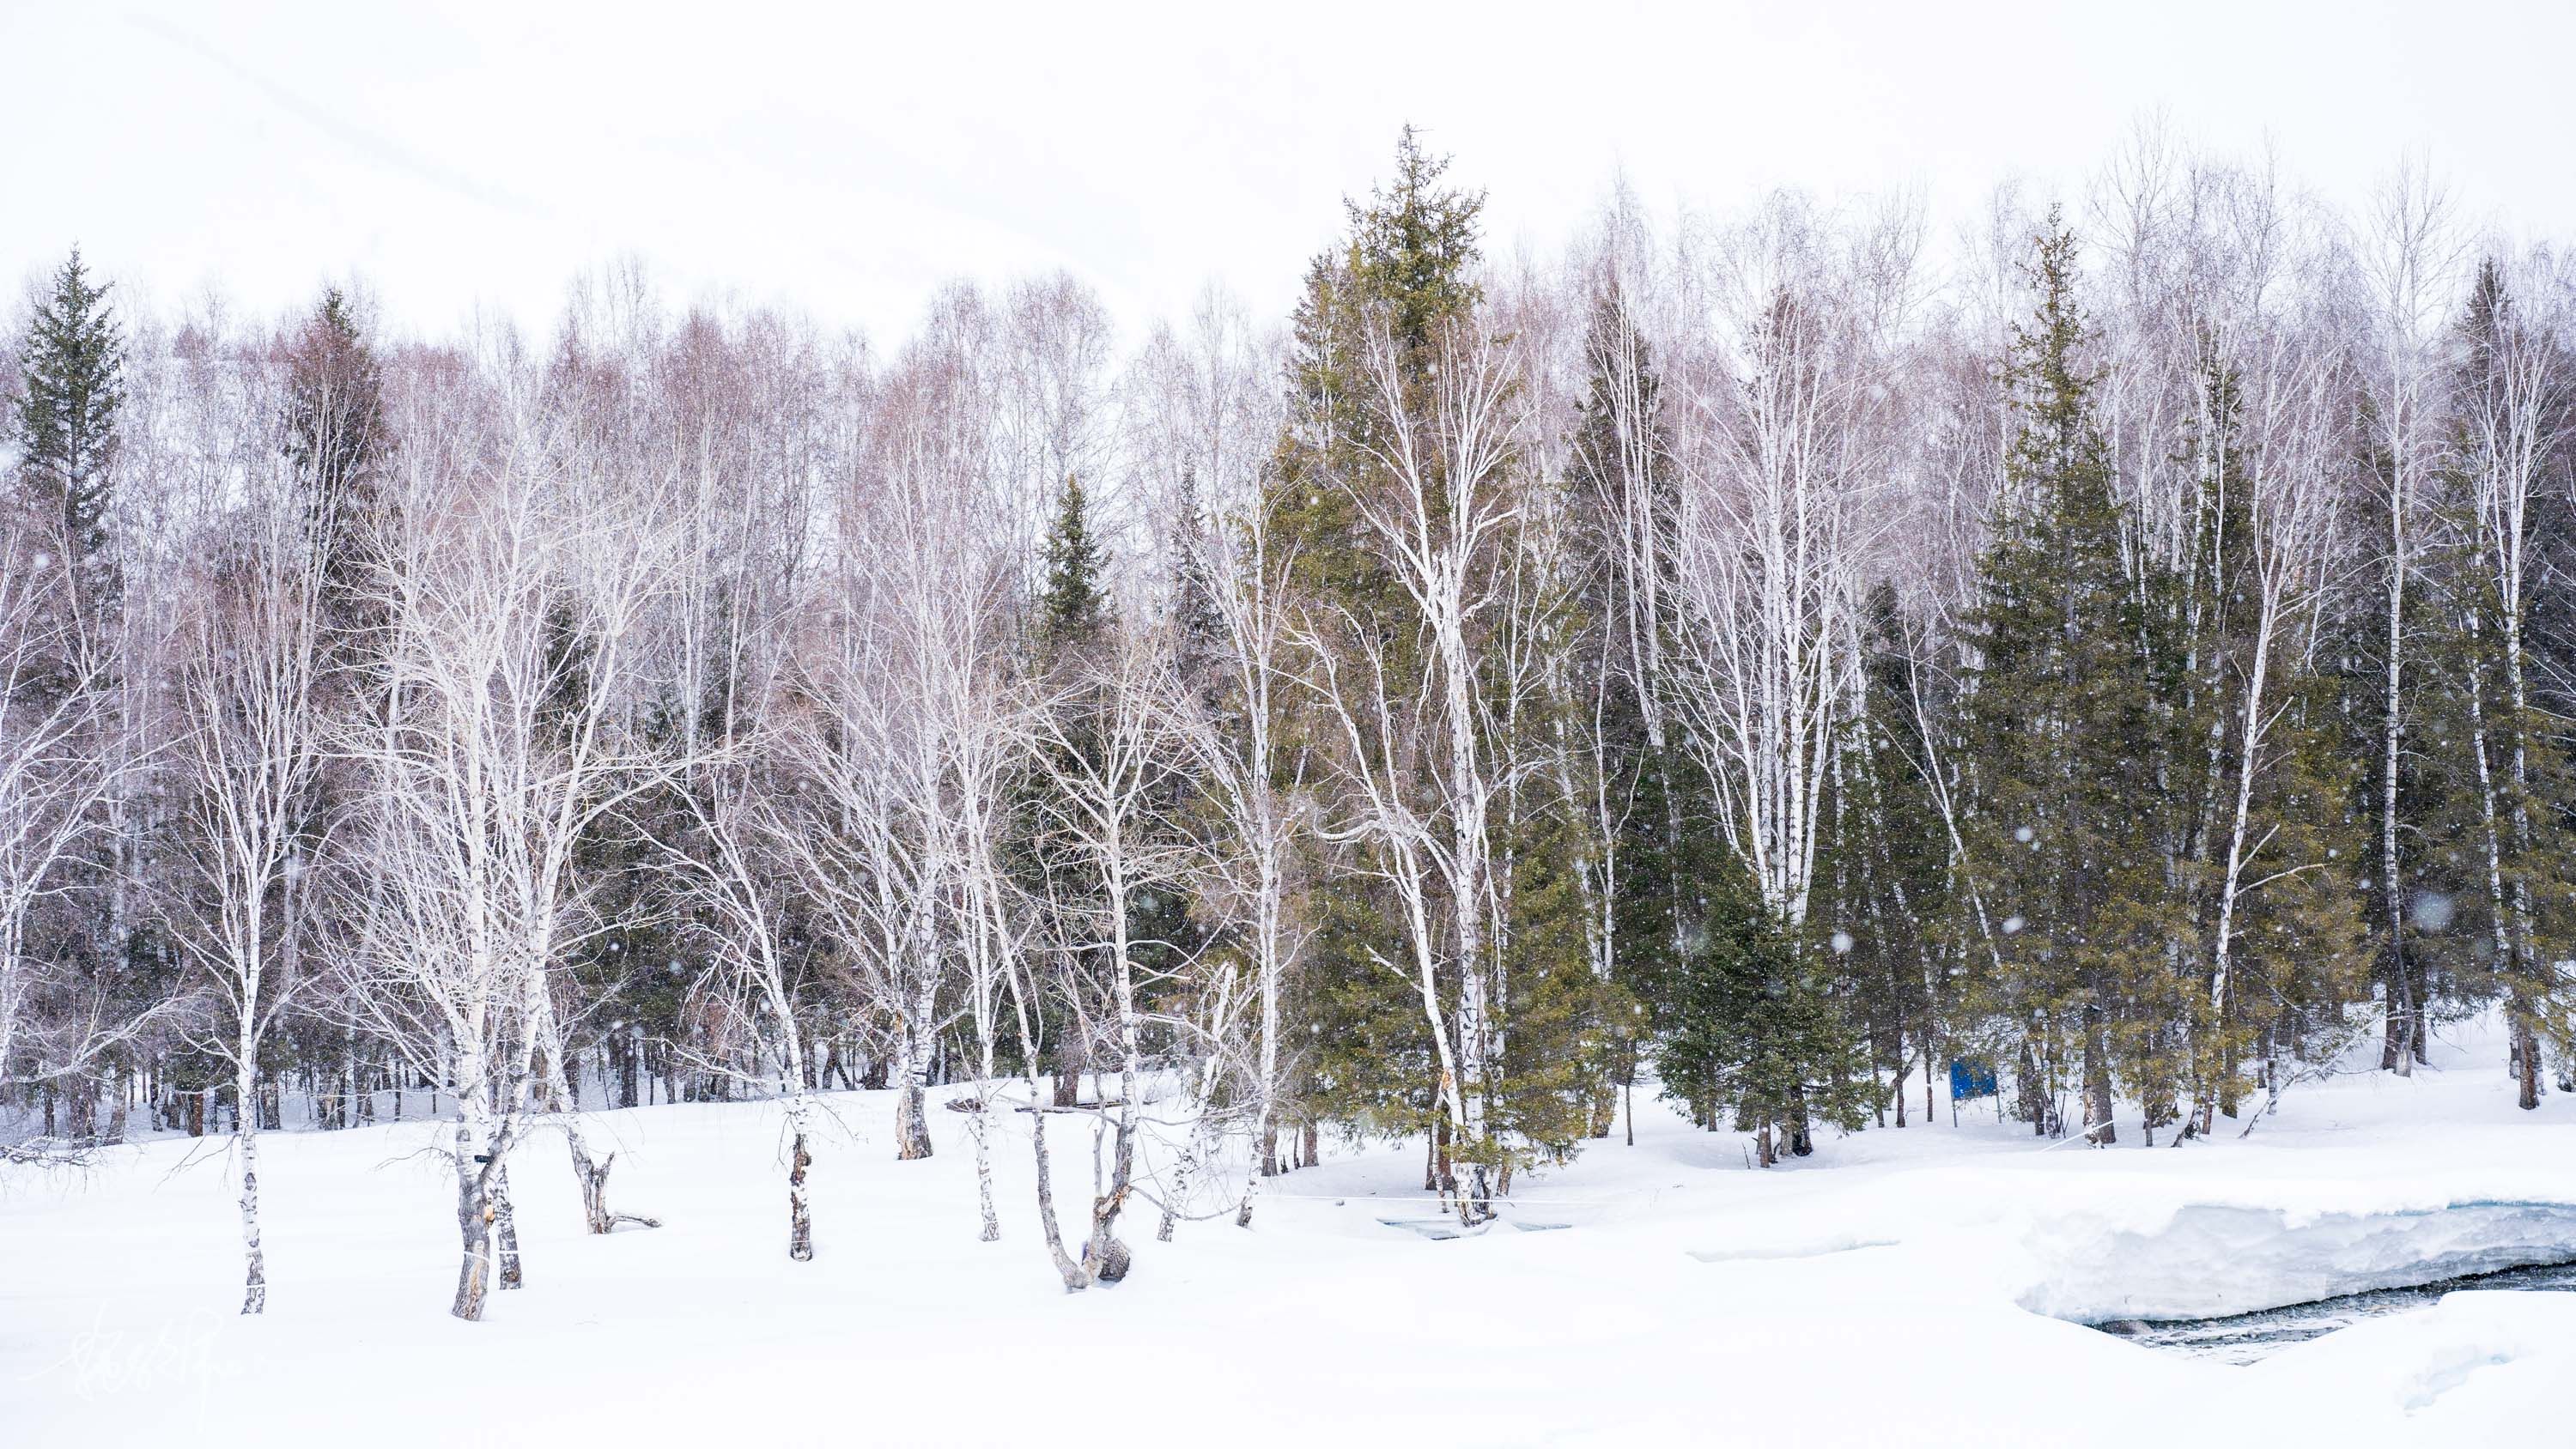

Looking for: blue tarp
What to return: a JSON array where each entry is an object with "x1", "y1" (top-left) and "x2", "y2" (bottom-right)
[{"x1": 1949, "y1": 1058, "x2": 1998, "y2": 1101}]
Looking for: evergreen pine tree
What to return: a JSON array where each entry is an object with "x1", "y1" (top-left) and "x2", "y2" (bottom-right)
[
  {"x1": 286, "y1": 286, "x2": 388, "y2": 635},
  {"x1": 1028, "y1": 470, "x2": 1115, "y2": 1105},
  {"x1": 1166, "y1": 467, "x2": 1224, "y2": 704},
  {"x1": 1137, "y1": 469, "x2": 1220, "y2": 1016},
  {"x1": 1811, "y1": 583, "x2": 1957, "y2": 1128},
  {"x1": 2431, "y1": 260, "x2": 2576, "y2": 1106},
  {"x1": 1563, "y1": 277, "x2": 1726, "y2": 1137},
  {"x1": 1958, "y1": 209, "x2": 2168, "y2": 1144},
  {"x1": 13, "y1": 247, "x2": 126, "y2": 633},
  {"x1": 1273, "y1": 124, "x2": 1486, "y2": 610},
  {"x1": 2330, "y1": 410, "x2": 2451, "y2": 1070},
  {"x1": 1040, "y1": 473, "x2": 1109, "y2": 658},
  {"x1": 1654, "y1": 870, "x2": 1868, "y2": 1164},
  {"x1": 1273, "y1": 129, "x2": 1487, "y2": 1149},
  {"x1": 9, "y1": 249, "x2": 142, "y2": 1141},
  {"x1": 2170, "y1": 347, "x2": 2367, "y2": 1133}
]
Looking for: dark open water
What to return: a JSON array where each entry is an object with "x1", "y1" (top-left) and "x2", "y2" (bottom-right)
[{"x1": 2093, "y1": 1259, "x2": 2576, "y2": 1364}]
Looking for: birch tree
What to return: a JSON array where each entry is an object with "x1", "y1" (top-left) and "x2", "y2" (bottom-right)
[
  {"x1": 343, "y1": 342, "x2": 675, "y2": 1318},
  {"x1": 169, "y1": 419, "x2": 328, "y2": 1313},
  {"x1": 1668, "y1": 197, "x2": 1909, "y2": 931},
  {"x1": 1300, "y1": 311, "x2": 1528, "y2": 1224},
  {"x1": 2452, "y1": 246, "x2": 2573, "y2": 1106},
  {"x1": 1030, "y1": 636, "x2": 1190, "y2": 1281},
  {"x1": 671, "y1": 773, "x2": 817, "y2": 1258},
  {"x1": 1131, "y1": 288, "x2": 1308, "y2": 1222},
  {"x1": 0, "y1": 556, "x2": 127, "y2": 1158},
  {"x1": 2354, "y1": 165, "x2": 2458, "y2": 1073},
  {"x1": 2190, "y1": 315, "x2": 2360, "y2": 1131}
]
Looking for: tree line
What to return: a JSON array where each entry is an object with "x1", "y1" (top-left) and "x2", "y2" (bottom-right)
[{"x1": 3, "y1": 127, "x2": 2572, "y2": 1319}]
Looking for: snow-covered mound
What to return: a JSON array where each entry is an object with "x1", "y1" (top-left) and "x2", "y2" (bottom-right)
[{"x1": 2020, "y1": 1201, "x2": 2576, "y2": 1323}]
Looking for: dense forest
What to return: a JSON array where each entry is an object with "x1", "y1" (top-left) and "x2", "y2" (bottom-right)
[{"x1": 4, "y1": 128, "x2": 2573, "y2": 1319}]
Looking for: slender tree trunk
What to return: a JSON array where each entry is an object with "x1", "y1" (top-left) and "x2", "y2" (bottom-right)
[
  {"x1": 2461, "y1": 664, "x2": 2539, "y2": 1107},
  {"x1": 568, "y1": 1135, "x2": 617, "y2": 1235},
  {"x1": 787, "y1": 1124, "x2": 814, "y2": 1261},
  {"x1": 1051, "y1": 975, "x2": 1090, "y2": 1110},
  {"x1": 450, "y1": 1088, "x2": 498, "y2": 1321},
  {"x1": 968, "y1": 1098, "x2": 1000, "y2": 1242},
  {"x1": 1084, "y1": 895, "x2": 1144, "y2": 1283},
  {"x1": 2081, "y1": 1015, "x2": 2115, "y2": 1147},
  {"x1": 235, "y1": 1062, "x2": 266, "y2": 1316},
  {"x1": 894, "y1": 987, "x2": 937, "y2": 1159},
  {"x1": 492, "y1": 1162, "x2": 522, "y2": 1290},
  {"x1": 2503, "y1": 619, "x2": 2543, "y2": 1108},
  {"x1": 1156, "y1": 1130, "x2": 1198, "y2": 1245},
  {"x1": 2199, "y1": 622, "x2": 2275, "y2": 1135},
  {"x1": 1157, "y1": 1046, "x2": 1224, "y2": 1244},
  {"x1": 2379, "y1": 498, "x2": 2414, "y2": 1076},
  {"x1": 1236, "y1": 1122, "x2": 1269, "y2": 1228},
  {"x1": 1028, "y1": 1106, "x2": 1088, "y2": 1291}
]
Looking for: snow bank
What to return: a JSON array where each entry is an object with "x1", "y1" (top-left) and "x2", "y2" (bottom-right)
[
  {"x1": 2020, "y1": 1200, "x2": 2576, "y2": 1323},
  {"x1": 5, "y1": 1010, "x2": 2573, "y2": 1447},
  {"x1": 2256, "y1": 1290, "x2": 2576, "y2": 1429}
]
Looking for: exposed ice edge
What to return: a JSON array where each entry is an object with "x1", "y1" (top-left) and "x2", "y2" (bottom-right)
[
  {"x1": 1687, "y1": 1236, "x2": 1899, "y2": 1263},
  {"x1": 2019, "y1": 1198, "x2": 2576, "y2": 1325}
]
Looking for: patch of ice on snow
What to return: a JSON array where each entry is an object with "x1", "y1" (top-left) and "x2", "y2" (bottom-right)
[
  {"x1": 1688, "y1": 1235, "x2": 1899, "y2": 1263},
  {"x1": 2400, "y1": 1346, "x2": 2513, "y2": 1411}
]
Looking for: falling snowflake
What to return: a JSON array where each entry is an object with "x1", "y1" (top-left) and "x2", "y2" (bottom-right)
[
  {"x1": 2001, "y1": 915, "x2": 2024, "y2": 935},
  {"x1": 1829, "y1": 931, "x2": 1854, "y2": 955},
  {"x1": 2411, "y1": 892, "x2": 2454, "y2": 933}
]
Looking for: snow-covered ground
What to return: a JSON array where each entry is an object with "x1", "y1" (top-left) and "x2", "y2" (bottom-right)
[{"x1": 7, "y1": 1016, "x2": 2575, "y2": 1447}]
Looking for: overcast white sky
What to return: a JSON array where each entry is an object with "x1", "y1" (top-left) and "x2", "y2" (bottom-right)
[{"x1": 6, "y1": 1, "x2": 2572, "y2": 345}]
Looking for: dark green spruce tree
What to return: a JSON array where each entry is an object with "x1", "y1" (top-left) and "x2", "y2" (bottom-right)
[
  {"x1": 1274, "y1": 129, "x2": 1489, "y2": 1157},
  {"x1": 1957, "y1": 209, "x2": 2171, "y2": 1145},
  {"x1": 280, "y1": 285, "x2": 392, "y2": 1130},
  {"x1": 2168, "y1": 345, "x2": 2367, "y2": 1136},
  {"x1": 10, "y1": 248, "x2": 137, "y2": 1142},
  {"x1": 1811, "y1": 582, "x2": 1959, "y2": 1130},
  {"x1": 1563, "y1": 276, "x2": 1721, "y2": 1144},
  {"x1": 1027, "y1": 471, "x2": 1114, "y2": 1106},
  {"x1": 15, "y1": 247, "x2": 126, "y2": 644},
  {"x1": 1276, "y1": 128, "x2": 1608, "y2": 1190}
]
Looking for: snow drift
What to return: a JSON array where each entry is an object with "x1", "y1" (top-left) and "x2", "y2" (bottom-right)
[{"x1": 2020, "y1": 1200, "x2": 2576, "y2": 1323}]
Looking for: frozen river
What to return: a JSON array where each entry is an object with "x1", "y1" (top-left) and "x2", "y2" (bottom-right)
[{"x1": 2093, "y1": 1258, "x2": 2576, "y2": 1364}]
